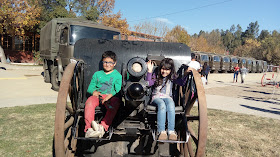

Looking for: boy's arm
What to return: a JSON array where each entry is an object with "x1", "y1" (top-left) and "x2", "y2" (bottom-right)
[{"x1": 87, "y1": 72, "x2": 98, "y2": 95}]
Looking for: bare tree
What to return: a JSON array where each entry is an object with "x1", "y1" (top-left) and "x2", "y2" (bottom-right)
[{"x1": 133, "y1": 20, "x2": 169, "y2": 37}]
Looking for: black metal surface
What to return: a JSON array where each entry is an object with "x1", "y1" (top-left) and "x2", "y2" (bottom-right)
[
  {"x1": 73, "y1": 39, "x2": 192, "y2": 102},
  {"x1": 70, "y1": 39, "x2": 206, "y2": 156}
]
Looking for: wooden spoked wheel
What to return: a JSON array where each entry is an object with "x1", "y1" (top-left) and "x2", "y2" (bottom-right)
[
  {"x1": 54, "y1": 63, "x2": 80, "y2": 157},
  {"x1": 178, "y1": 69, "x2": 208, "y2": 157}
]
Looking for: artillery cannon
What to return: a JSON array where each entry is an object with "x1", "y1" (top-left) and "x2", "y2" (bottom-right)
[{"x1": 53, "y1": 39, "x2": 208, "y2": 156}]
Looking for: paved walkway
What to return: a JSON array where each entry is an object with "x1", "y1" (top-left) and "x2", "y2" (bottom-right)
[
  {"x1": 206, "y1": 94, "x2": 280, "y2": 120},
  {"x1": 0, "y1": 63, "x2": 58, "y2": 108}
]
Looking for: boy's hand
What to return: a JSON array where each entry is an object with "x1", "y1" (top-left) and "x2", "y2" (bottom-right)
[
  {"x1": 102, "y1": 94, "x2": 113, "y2": 104},
  {"x1": 147, "y1": 60, "x2": 154, "y2": 73},
  {"x1": 92, "y1": 91, "x2": 101, "y2": 97}
]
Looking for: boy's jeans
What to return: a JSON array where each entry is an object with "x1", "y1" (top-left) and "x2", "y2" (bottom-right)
[
  {"x1": 152, "y1": 97, "x2": 175, "y2": 133},
  {"x1": 84, "y1": 95, "x2": 120, "y2": 132}
]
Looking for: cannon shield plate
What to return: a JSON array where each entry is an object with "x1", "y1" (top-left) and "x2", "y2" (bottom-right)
[{"x1": 74, "y1": 39, "x2": 192, "y2": 100}]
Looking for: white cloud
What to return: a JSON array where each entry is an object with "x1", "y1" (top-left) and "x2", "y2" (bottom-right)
[{"x1": 154, "y1": 18, "x2": 173, "y2": 25}]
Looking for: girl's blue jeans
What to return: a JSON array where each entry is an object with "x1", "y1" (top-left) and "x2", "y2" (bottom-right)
[
  {"x1": 233, "y1": 71, "x2": 239, "y2": 81},
  {"x1": 151, "y1": 97, "x2": 175, "y2": 132}
]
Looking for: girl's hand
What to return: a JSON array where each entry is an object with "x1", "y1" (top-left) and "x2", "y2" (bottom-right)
[{"x1": 147, "y1": 60, "x2": 154, "y2": 73}]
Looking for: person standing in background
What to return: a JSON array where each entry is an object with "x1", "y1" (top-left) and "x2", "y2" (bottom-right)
[
  {"x1": 240, "y1": 65, "x2": 248, "y2": 83},
  {"x1": 188, "y1": 53, "x2": 201, "y2": 72},
  {"x1": 202, "y1": 62, "x2": 210, "y2": 84},
  {"x1": 233, "y1": 64, "x2": 240, "y2": 83}
]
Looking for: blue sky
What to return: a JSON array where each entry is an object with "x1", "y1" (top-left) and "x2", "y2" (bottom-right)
[{"x1": 113, "y1": 0, "x2": 280, "y2": 35}]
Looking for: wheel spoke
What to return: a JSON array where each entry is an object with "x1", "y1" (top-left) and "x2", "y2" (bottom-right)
[
  {"x1": 187, "y1": 123, "x2": 198, "y2": 146},
  {"x1": 64, "y1": 117, "x2": 74, "y2": 130},
  {"x1": 66, "y1": 105, "x2": 74, "y2": 115},
  {"x1": 64, "y1": 127, "x2": 71, "y2": 151}
]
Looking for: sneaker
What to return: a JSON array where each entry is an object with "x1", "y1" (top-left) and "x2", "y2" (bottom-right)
[
  {"x1": 91, "y1": 121, "x2": 99, "y2": 131},
  {"x1": 168, "y1": 131, "x2": 177, "y2": 141},
  {"x1": 85, "y1": 128, "x2": 99, "y2": 138},
  {"x1": 91, "y1": 124, "x2": 105, "y2": 138},
  {"x1": 158, "y1": 131, "x2": 168, "y2": 140}
]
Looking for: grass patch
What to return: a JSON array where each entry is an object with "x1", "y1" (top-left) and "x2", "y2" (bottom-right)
[
  {"x1": 0, "y1": 104, "x2": 55, "y2": 157},
  {"x1": 0, "y1": 104, "x2": 279, "y2": 156},
  {"x1": 206, "y1": 108, "x2": 280, "y2": 156}
]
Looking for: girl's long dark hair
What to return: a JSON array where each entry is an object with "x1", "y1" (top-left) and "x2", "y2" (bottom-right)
[{"x1": 154, "y1": 58, "x2": 176, "y2": 88}]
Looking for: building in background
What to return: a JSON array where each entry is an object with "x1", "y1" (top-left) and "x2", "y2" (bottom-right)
[{"x1": 0, "y1": 32, "x2": 40, "y2": 63}]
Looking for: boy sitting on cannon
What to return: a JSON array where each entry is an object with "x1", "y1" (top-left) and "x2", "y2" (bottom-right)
[{"x1": 84, "y1": 51, "x2": 122, "y2": 138}]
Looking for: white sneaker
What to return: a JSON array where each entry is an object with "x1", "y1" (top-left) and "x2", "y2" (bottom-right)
[
  {"x1": 85, "y1": 128, "x2": 100, "y2": 138},
  {"x1": 91, "y1": 124, "x2": 105, "y2": 138},
  {"x1": 91, "y1": 121, "x2": 99, "y2": 131}
]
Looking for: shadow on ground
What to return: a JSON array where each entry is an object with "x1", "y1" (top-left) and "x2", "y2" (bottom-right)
[
  {"x1": 241, "y1": 96, "x2": 280, "y2": 105},
  {"x1": 240, "y1": 104, "x2": 280, "y2": 115}
]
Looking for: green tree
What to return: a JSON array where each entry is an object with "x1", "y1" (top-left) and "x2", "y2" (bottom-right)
[
  {"x1": 229, "y1": 24, "x2": 235, "y2": 33},
  {"x1": 221, "y1": 30, "x2": 234, "y2": 54},
  {"x1": 242, "y1": 21, "x2": 259, "y2": 43},
  {"x1": 68, "y1": 0, "x2": 114, "y2": 20},
  {"x1": 258, "y1": 30, "x2": 270, "y2": 40},
  {"x1": 260, "y1": 31, "x2": 280, "y2": 65},
  {"x1": 38, "y1": 0, "x2": 76, "y2": 32}
]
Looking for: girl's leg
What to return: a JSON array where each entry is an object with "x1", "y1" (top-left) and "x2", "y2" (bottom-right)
[
  {"x1": 100, "y1": 96, "x2": 121, "y2": 131},
  {"x1": 241, "y1": 74, "x2": 245, "y2": 83},
  {"x1": 84, "y1": 96, "x2": 99, "y2": 132},
  {"x1": 152, "y1": 98, "x2": 166, "y2": 133},
  {"x1": 163, "y1": 98, "x2": 175, "y2": 132}
]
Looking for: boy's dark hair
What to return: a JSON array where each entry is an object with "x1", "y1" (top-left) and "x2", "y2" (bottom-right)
[
  {"x1": 191, "y1": 53, "x2": 196, "y2": 59},
  {"x1": 102, "y1": 51, "x2": 117, "y2": 62}
]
